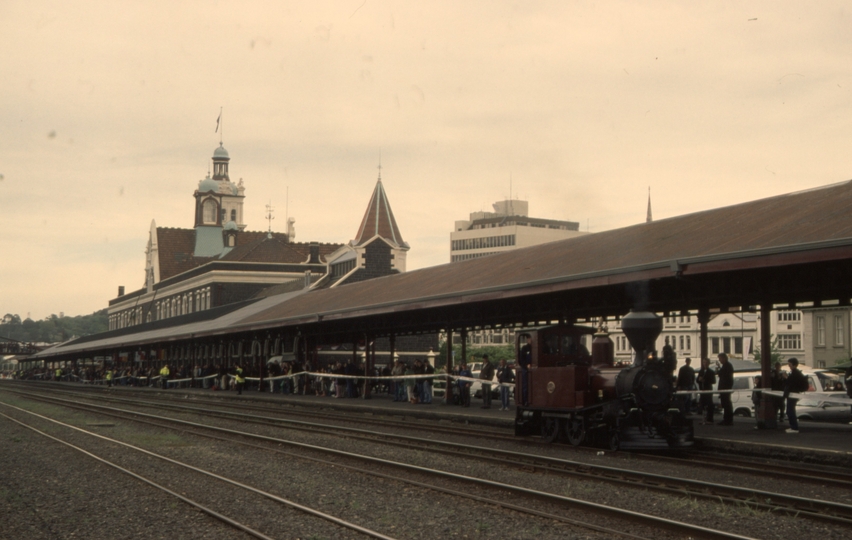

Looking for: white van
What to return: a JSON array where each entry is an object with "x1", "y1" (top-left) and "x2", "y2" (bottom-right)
[
  {"x1": 712, "y1": 371, "x2": 760, "y2": 417},
  {"x1": 712, "y1": 368, "x2": 847, "y2": 417}
]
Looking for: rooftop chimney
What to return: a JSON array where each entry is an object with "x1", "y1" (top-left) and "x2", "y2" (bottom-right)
[
  {"x1": 118, "y1": 286, "x2": 125, "y2": 297},
  {"x1": 309, "y1": 242, "x2": 320, "y2": 264}
]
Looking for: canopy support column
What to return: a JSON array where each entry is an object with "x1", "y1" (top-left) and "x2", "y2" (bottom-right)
[
  {"x1": 444, "y1": 328, "x2": 454, "y2": 405},
  {"x1": 756, "y1": 303, "x2": 778, "y2": 429}
]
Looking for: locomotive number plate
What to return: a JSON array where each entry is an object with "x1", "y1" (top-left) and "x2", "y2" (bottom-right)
[{"x1": 547, "y1": 381, "x2": 556, "y2": 394}]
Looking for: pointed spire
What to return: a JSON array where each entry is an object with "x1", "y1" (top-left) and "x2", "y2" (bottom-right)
[
  {"x1": 353, "y1": 167, "x2": 406, "y2": 248},
  {"x1": 646, "y1": 187, "x2": 653, "y2": 223}
]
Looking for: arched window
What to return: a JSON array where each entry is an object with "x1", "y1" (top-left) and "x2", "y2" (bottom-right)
[
  {"x1": 230, "y1": 209, "x2": 237, "y2": 222},
  {"x1": 202, "y1": 199, "x2": 218, "y2": 224}
]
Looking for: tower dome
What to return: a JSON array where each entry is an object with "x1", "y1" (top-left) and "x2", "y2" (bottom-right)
[
  {"x1": 212, "y1": 142, "x2": 231, "y2": 181},
  {"x1": 198, "y1": 175, "x2": 219, "y2": 193},
  {"x1": 213, "y1": 143, "x2": 229, "y2": 159}
]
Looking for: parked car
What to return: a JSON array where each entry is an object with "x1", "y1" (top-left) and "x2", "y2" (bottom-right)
[
  {"x1": 796, "y1": 398, "x2": 852, "y2": 423},
  {"x1": 712, "y1": 372, "x2": 759, "y2": 417}
]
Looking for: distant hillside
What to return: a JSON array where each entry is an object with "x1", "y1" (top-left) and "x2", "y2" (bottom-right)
[{"x1": 0, "y1": 309, "x2": 108, "y2": 344}]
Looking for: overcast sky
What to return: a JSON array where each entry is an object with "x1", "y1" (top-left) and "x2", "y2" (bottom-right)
[{"x1": 1, "y1": 2, "x2": 850, "y2": 321}]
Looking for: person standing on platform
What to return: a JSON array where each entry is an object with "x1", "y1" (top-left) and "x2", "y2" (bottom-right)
[
  {"x1": 676, "y1": 357, "x2": 696, "y2": 414},
  {"x1": 696, "y1": 357, "x2": 716, "y2": 425},
  {"x1": 392, "y1": 359, "x2": 405, "y2": 402},
  {"x1": 422, "y1": 360, "x2": 434, "y2": 404},
  {"x1": 413, "y1": 359, "x2": 425, "y2": 403},
  {"x1": 160, "y1": 364, "x2": 170, "y2": 390},
  {"x1": 518, "y1": 335, "x2": 532, "y2": 406},
  {"x1": 771, "y1": 361, "x2": 787, "y2": 423},
  {"x1": 496, "y1": 359, "x2": 514, "y2": 411},
  {"x1": 479, "y1": 354, "x2": 495, "y2": 409},
  {"x1": 716, "y1": 353, "x2": 734, "y2": 425},
  {"x1": 106, "y1": 369, "x2": 113, "y2": 388},
  {"x1": 784, "y1": 358, "x2": 808, "y2": 434},
  {"x1": 404, "y1": 362, "x2": 418, "y2": 404},
  {"x1": 458, "y1": 363, "x2": 472, "y2": 407},
  {"x1": 234, "y1": 365, "x2": 245, "y2": 395}
]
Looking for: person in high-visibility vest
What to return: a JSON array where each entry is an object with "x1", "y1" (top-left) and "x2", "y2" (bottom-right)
[
  {"x1": 55, "y1": 368, "x2": 62, "y2": 382},
  {"x1": 106, "y1": 370, "x2": 113, "y2": 387},
  {"x1": 160, "y1": 364, "x2": 170, "y2": 389},
  {"x1": 234, "y1": 365, "x2": 245, "y2": 395}
]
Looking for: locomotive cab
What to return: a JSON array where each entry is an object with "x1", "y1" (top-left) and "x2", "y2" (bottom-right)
[{"x1": 520, "y1": 325, "x2": 596, "y2": 410}]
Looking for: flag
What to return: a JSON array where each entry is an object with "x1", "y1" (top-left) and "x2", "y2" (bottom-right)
[{"x1": 215, "y1": 112, "x2": 221, "y2": 133}]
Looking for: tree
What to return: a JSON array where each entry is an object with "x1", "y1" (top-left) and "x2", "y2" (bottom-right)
[
  {"x1": 0, "y1": 309, "x2": 108, "y2": 343},
  {"x1": 752, "y1": 334, "x2": 782, "y2": 365},
  {"x1": 435, "y1": 339, "x2": 515, "y2": 369}
]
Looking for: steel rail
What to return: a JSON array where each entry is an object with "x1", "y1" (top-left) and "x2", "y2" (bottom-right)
[
  {"x1": 14, "y1": 386, "x2": 852, "y2": 527},
  {"x1": 4, "y1": 389, "x2": 757, "y2": 540},
  {"x1": 31, "y1": 388, "x2": 852, "y2": 525},
  {"x1": 40, "y1": 383, "x2": 852, "y2": 491},
  {"x1": 655, "y1": 452, "x2": 852, "y2": 489},
  {"x1": 0, "y1": 400, "x2": 397, "y2": 540},
  {"x1": 39, "y1": 384, "x2": 517, "y2": 442},
  {"x1": 4, "y1": 396, "x2": 650, "y2": 540},
  {"x1": 0, "y1": 410, "x2": 275, "y2": 540}
]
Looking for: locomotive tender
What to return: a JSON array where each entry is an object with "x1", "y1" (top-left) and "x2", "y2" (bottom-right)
[{"x1": 514, "y1": 310, "x2": 694, "y2": 450}]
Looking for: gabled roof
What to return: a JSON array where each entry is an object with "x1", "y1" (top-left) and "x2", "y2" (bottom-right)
[
  {"x1": 353, "y1": 179, "x2": 407, "y2": 248},
  {"x1": 157, "y1": 228, "x2": 209, "y2": 280},
  {"x1": 219, "y1": 232, "x2": 340, "y2": 264},
  {"x1": 156, "y1": 227, "x2": 341, "y2": 281}
]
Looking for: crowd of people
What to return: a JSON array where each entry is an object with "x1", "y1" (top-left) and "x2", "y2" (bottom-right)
[
  {"x1": 10, "y1": 349, "x2": 850, "y2": 429},
  {"x1": 3, "y1": 354, "x2": 520, "y2": 409},
  {"x1": 677, "y1": 352, "x2": 851, "y2": 434}
]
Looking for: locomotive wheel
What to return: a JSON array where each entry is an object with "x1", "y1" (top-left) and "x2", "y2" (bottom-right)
[
  {"x1": 566, "y1": 417, "x2": 585, "y2": 446},
  {"x1": 542, "y1": 417, "x2": 560, "y2": 443},
  {"x1": 607, "y1": 429, "x2": 620, "y2": 451}
]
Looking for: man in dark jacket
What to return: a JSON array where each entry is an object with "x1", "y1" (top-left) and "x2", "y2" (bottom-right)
[
  {"x1": 457, "y1": 363, "x2": 472, "y2": 407},
  {"x1": 496, "y1": 359, "x2": 515, "y2": 411},
  {"x1": 518, "y1": 335, "x2": 532, "y2": 406},
  {"x1": 784, "y1": 358, "x2": 808, "y2": 434},
  {"x1": 676, "y1": 357, "x2": 696, "y2": 414},
  {"x1": 696, "y1": 357, "x2": 716, "y2": 424},
  {"x1": 479, "y1": 354, "x2": 495, "y2": 409},
  {"x1": 717, "y1": 353, "x2": 734, "y2": 425},
  {"x1": 770, "y1": 361, "x2": 787, "y2": 423}
]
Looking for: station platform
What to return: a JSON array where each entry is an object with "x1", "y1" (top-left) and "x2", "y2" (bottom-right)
[
  {"x1": 17, "y1": 380, "x2": 852, "y2": 467},
  {"x1": 156, "y1": 385, "x2": 852, "y2": 467}
]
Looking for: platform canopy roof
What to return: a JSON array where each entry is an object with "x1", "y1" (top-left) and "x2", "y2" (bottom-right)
[{"x1": 33, "y1": 180, "x2": 852, "y2": 359}]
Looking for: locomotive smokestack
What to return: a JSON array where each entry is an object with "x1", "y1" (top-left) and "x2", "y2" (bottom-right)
[{"x1": 620, "y1": 310, "x2": 662, "y2": 366}]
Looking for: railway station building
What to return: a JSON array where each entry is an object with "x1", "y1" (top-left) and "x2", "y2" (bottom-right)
[
  {"x1": 107, "y1": 143, "x2": 343, "y2": 332},
  {"x1": 101, "y1": 141, "x2": 436, "y2": 370}
]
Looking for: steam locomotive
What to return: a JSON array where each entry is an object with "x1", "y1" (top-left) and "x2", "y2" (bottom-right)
[{"x1": 513, "y1": 311, "x2": 694, "y2": 450}]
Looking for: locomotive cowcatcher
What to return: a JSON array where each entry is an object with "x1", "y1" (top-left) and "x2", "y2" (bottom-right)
[{"x1": 513, "y1": 311, "x2": 694, "y2": 450}]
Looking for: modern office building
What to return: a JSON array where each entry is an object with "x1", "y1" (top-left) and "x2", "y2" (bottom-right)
[{"x1": 450, "y1": 199, "x2": 588, "y2": 263}]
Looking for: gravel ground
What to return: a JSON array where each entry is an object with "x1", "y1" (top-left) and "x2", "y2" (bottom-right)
[
  {"x1": 0, "y1": 391, "x2": 609, "y2": 540},
  {"x1": 4, "y1": 386, "x2": 852, "y2": 540}
]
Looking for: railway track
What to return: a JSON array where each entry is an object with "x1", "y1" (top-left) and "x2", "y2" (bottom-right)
[
  {"x1": 37, "y1": 383, "x2": 518, "y2": 442},
  {"x1": 0, "y1": 401, "x2": 396, "y2": 540},
  {"x1": 23, "y1": 384, "x2": 852, "y2": 495},
  {"x1": 0, "y1": 388, "x2": 764, "y2": 539}
]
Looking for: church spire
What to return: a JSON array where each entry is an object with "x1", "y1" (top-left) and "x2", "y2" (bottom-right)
[
  {"x1": 646, "y1": 187, "x2": 653, "y2": 223},
  {"x1": 353, "y1": 166, "x2": 407, "y2": 248}
]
